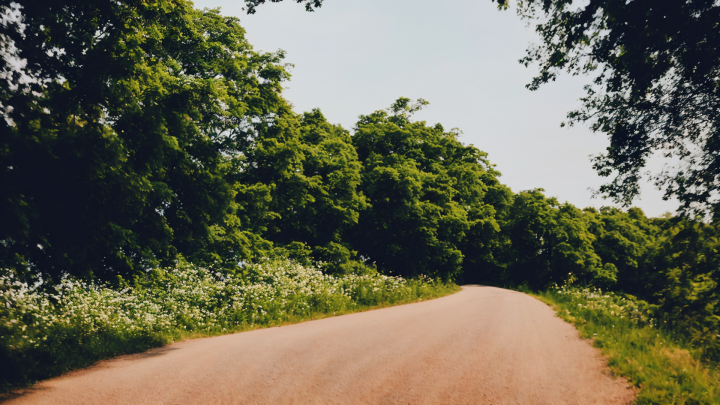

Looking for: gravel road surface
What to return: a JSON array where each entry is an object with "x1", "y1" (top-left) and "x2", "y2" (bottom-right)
[{"x1": 3, "y1": 286, "x2": 635, "y2": 405}]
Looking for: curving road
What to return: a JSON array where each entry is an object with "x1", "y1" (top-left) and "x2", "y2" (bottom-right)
[{"x1": 2, "y1": 286, "x2": 635, "y2": 405}]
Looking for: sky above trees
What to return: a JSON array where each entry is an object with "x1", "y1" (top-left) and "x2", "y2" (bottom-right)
[{"x1": 192, "y1": 0, "x2": 680, "y2": 217}]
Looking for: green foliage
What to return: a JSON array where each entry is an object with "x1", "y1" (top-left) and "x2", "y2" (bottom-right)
[
  {"x1": 350, "y1": 98, "x2": 507, "y2": 280},
  {"x1": 0, "y1": 1, "x2": 289, "y2": 280},
  {"x1": 244, "y1": 0, "x2": 720, "y2": 214},
  {"x1": 577, "y1": 208, "x2": 720, "y2": 362},
  {"x1": 499, "y1": 196, "x2": 720, "y2": 363},
  {"x1": 496, "y1": 0, "x2": 720, "y2": 215},
  {"x1": 237, "y1": 108, "x2": 368, "y2": 274},
  {"x1": 500, "y1": 189, "x2": 609, "y2": 289},
  {"x1": 0, "y1": 257, "x2": 459, "y2": 391},
  {"x1": 584, "y1": 207, "x2": 659, "y2": 295},
  {"x1": 538, "y1": 286, "x2": 720, "y2": 404},
  {"x1": 648, "y1": 218, "x2": 720, "y2": 361},
  {"x1": 243, "y1": 0, "x2": 324, "y2": 14}
]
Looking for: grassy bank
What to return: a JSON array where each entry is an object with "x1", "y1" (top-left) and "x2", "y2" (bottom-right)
[
  {"x1": 536, "y1": 285, "x2": 720, "y2": 404},
  {"x1": 0, "y1": 259, "x2": 459, "y2": 392}
]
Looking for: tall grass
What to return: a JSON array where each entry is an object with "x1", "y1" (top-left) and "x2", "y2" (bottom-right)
[
  {"x1": 0, "y1": 258, "x2": 458, "y2": 392},
  {"x1": 537, "y1": 285, "x2": 720, "y2": 404}
]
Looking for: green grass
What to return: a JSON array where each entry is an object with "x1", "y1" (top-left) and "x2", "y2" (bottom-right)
[
  {"x1": 535, "y1": 285, "x2": 720, "y2": 404},
  {"x1": 0, "y1": 259, "x2": 459, "y2": 393}
]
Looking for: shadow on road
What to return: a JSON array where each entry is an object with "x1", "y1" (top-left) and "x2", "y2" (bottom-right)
[
  {"x1": 0, "y1": 386, "x2": 51, "y2": 404},
  {"x1": 0, "y1": 345, "x2": 181, "y2": 403}
]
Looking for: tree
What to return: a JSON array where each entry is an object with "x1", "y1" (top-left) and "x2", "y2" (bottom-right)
[
  {"x1": 645, "y1": 217, "x2": 720, "y2": 360},
  {"x1": 351, "y1": 98, "x2": 505, "y2": 280},
  {"x1": 584, "y1": 207, "x2": 658, "y2": 294},
  {"x1": 0, "y1": 1, "x2": 289, "y2": 280},
  {"x1": 236, "y1": 107, "x2": 368, "y2": 273},
  {"x1": 501, "y1": 189, "x2": 615, "y2": 289},
  {"x1": 494, "y1": 0, "x2": 720, "y2": 215}
]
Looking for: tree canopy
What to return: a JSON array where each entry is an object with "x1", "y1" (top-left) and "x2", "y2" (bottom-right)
[
  {"x1": 350, "y1": 98, "x2": 508, "y2": 280},
  {"x1": 495, "y1": 0, "x2": 720, "y2": 216},
  {"x1": 0, "y1": 0, "x2": 289, "y2": 279}
]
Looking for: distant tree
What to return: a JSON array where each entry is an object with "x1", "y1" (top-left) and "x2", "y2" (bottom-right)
[
  {"x1": 0, "y1": 1, "x2": 289, "y2": 280},
  {"x1": 351, "y1": 98, "x2": 505, "y2": 280},
  {"x1": 493, "y1": 0, "x2": 720, "y2": 215},
  {"x1": 583, "y1": 207, "x2": 659, "y2": 294},
  {"x1": 646, "y1": 217, "x2": 720, "y2": 360},
  {"x1": 502, "y1": 189, "x2": 614, "y2": 289}
]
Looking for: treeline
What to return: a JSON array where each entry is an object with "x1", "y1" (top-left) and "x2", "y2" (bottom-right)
[
  {"x1": 0, "y1": 1, "x2": 501, "y2": 283},
  {"x1": 1, "y1": 0, "x2": 717, "y2": 359}
]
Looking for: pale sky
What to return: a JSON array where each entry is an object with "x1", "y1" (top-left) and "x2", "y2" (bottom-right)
[{"x1": 193, "y1": 0, "x2": 679, "y2": 217}]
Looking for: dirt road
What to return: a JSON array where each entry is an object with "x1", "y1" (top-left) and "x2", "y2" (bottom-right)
[{"x1": 3, "y1": 286, "x2": 635, "y2": 405}]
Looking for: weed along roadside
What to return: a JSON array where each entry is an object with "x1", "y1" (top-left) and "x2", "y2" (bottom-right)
[
  {"x1": 0, "y1": 258, "x2": 458, "y2": 393},
  {"x1": 535, "y1": 285, "x2": 720, "y2": 404}
]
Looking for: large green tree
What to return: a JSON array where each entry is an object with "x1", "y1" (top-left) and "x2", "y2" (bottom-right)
[
  {"x1": 351, "y1": 98, "x2": 506, "y2": 280},
  {"x1": 235, "y1": 107, "x2": 368, "y2": 273},
  {"x1": 583, "y1": 207, "x2": 659, "y2": 294},
  {"x1": 0, "y1": 0, "x2": 289, "y2": 280},
  {"x1": 647, "y1": 218, "x2": 720, "y2": 359}
]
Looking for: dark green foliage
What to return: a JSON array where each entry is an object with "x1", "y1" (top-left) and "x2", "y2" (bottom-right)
[
  {"x1": 236, "y1": 107, "x2": 368, "y2": 273},
  {"x1": 350, "y1": 98, "x2": 507, "y2": 280},
  {"x1": 0, "y1": 0, "x2": 289, "y2": 280},
  {"x1": 499, "y1": 189, "x2": 611, "y2": 289},
  {"x1": 647, "y1": 219, "x2": 720, "y2": 360},
  {"x1": 243, "y1": 0, "x2": 720, "y2": 215},
  {"x1": 584, "y1": 207, "x2": 659, "y2": 294},
  {"x1": 494, "y1": 192, "x2": 720, "y2": 361},
  {"x1": 494, "y1": 0, "x2": 720, "y2": 215},
  {"x1": 0, "y1": 320, "x2": 168, "y2": 392},
  {"x1": 568, "y1": 207, "x2": 720, "y2": 361}
]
